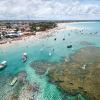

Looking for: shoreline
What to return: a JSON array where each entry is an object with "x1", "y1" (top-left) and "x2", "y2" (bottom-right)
[{"x1": 0, "y1": 23, "x2": 79, "y2": 49}]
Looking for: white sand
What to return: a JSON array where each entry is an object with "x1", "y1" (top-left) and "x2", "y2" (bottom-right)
[
  {"x1": 0, "y1": 23, "x2": 79, "y2": 49},
  {"x1": 57, "y1": 23, "x2": 79, "y2": 31}
]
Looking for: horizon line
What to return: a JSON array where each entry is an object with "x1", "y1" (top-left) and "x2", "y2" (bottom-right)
[{"x1": 0, "y1": 20, "x2": 100, "y2": 23}]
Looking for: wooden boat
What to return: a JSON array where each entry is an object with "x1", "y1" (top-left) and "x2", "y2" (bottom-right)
[{"x1": 9, "y1": 77, "x2": 17, "y2": 86}]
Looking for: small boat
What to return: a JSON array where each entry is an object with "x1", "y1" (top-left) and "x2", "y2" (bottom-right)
[
  {"x1": 67, "y1": 45, "x2": 72, "y2": 48},
  {"x1": 82, "y1": 64, "x2": 86, "y2": 70},
  {"x1": 0, "y1": 61, "x2": 7, "y2": 70},
  {"x1": 9, "y1": 77, "x2": 17, "y2": 86},
  {"x1": 22, "y1": 53, "x2": 27, "y2": 63},
  {"x1": 64, "y1": 58, "x2": 68, "y2": 62},
  {"x1": 63, "y1": 38, "x2": 65, "y2": 40},
  {"x1": 54, "y1": 38, "x2": 56, "y2": 41},
  {"x1": 23, "y1": 53, "x2": 27, "y2": 56}
]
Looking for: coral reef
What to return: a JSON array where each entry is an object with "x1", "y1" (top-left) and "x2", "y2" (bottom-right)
[{"x1": 48, "y1": 47, "x2": 100, "y2": 100}]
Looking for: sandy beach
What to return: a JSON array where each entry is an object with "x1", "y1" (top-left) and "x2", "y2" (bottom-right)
[
  {"x1": 57, "y1": 23, "x2": 80, "y2": 31},
  {"x1": 0, "y1": 23, "x2": 79, "y2": 49}
]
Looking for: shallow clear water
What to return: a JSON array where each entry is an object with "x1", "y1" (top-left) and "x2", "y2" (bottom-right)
[{"x1": 0, "y1": 22, "x2": 100, "y2": 100}]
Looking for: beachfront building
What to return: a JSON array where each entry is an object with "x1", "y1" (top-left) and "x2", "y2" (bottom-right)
[
  {"x1": 0, "y1": 22, "x2": 56, "y2": 39},
  {"x1": 0, "y1": 23, "x2": 31, "y2": 38},
  {"x1": 19, "y1": 24, "x2": 33, "y2": 35}
]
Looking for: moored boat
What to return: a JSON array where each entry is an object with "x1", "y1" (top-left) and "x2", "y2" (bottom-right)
[
  {"x1": 82, "y1": 64, "x2": 86, "y2": 70},
  {"x1": 9, "y1": 77, "x2": 17, "y2": 86},
  {"x1": 67, "y1": 45, "x2": 72, "y2": 48},
  {"x1": 0, "y1": 61, "x2": 7, "y2": 70},
  {"x1": 22, "y1": 53, "x2": 27, "y2": 63}
]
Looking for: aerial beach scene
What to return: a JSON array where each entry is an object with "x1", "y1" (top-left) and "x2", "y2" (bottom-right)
[{"x1": 0, "y1": 0, "x2": 100, "y2": 100}]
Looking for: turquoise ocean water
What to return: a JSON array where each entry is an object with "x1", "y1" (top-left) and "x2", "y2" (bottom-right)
[{"x1": 0, "y1": 22, "x2": 100, "y2": 100}]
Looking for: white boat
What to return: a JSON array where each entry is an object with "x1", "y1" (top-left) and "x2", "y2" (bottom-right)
[
  {"x1": 0, "y1": 61, "x2": 7, "y2": 69},
  {"x1": 23, "y1": 53, "x2": 27, "y2": 56},
  {"x1": 64, "y1": 58, "x2": 68, "y2": 62},
  {"x1": 82, "y1": 64, "x2": 86, "y2": 70},
  {"x1": 9, "y1": 77, "x2": 17, "y2": 86},
  {"x1": 22, "y1": 53, "x2": 27, "y2": 63}
]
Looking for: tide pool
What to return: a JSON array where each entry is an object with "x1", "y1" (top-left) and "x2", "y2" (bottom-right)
[{"x1": 0, "y1": 22, "x2": 100, "y2": 100}]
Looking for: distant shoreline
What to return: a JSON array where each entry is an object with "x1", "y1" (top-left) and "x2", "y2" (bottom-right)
[
  {"x1": 0, "y1": 23, "x2": 79, "y2": 48},
  {"x1": 0, "y1": 20, "x2": 100, "y2": 24}
]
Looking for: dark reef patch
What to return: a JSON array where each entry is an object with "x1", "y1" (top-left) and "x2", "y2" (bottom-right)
[
  {"x1": 1, "y1": 71, "x2": 39, "y2": 100},
  {"x1": 79, "y1": 41, "x2": 94, "y2": 46},
  {"x1": 30, "y1": 46, "x2": 100, "y2": 100},
  {"x1": 48, "y1": 46, "x2": 100, "y2": 100},
  {"x1": 30, "y1": 60, "x2": 56, "y2": 75}
]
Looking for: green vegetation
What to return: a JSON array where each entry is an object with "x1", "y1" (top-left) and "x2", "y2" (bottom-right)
[{"x1": 29, "y1": 22, "x2": 57, "y2": 32}]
